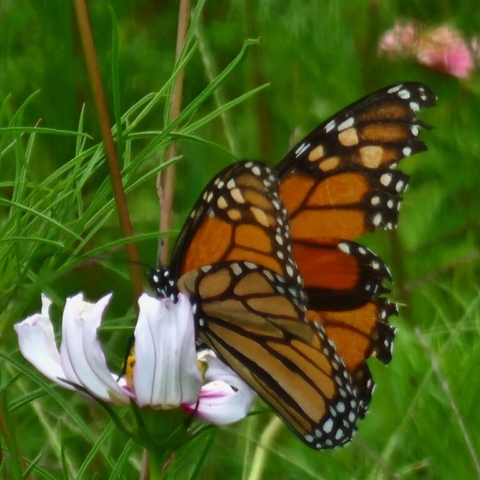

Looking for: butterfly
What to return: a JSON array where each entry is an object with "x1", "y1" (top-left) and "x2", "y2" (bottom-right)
[{"x1": 149, "y1": 82, "x2": 435, "y2": 449}]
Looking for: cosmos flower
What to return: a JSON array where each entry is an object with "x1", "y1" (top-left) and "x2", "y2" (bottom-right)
[{"x1": 15, "y1": 292, "x2": 256, "y2": 425}]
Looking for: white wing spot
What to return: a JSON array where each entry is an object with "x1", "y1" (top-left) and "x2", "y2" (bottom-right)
[
  {"x1": 288, "y1": 286, "x2": 298, "y2": 297},
  {"x1": 323, "y1": 418, "x2": 334, "y2": 433},
  {"x1": 411, "y1": 125, "x2": 420, "y2": 136},
  {"x1": 338, "y1": 117, "x2": 354, "y2": 131},
  {"x1": 286, "y1": 265, "x2": 294, "y2": 277},
  {"x1": 372, "y1": 213, "x2": 382, "y2": 226},
  {"x1": 264, "y1": 270, "x2": 274, "y2": 281},
  {"x1": 388, "y1": 84, "x2": 402, "y2": 94},
  {"x1": 371, "y1": 196, "x2": 381, "y2": 206},
  {"x1": 295, "y1": 142, "x2": 310, "y2": 157},
  {"x1": 227, "y1": 178, "x2": 236, "y2": 189},
  {"x1": 251, "y1": 165, "x2": 262, "y2": 176},
  {"x1": 338, "y1": 242, "x2": 351, "y2": 255},
  {"x1": 403, "y1": 146, "x2": 412, "y2": 157},
  {"x1": 231, "y1": 263, "x2": 243, "y2": 276},
  {"x1": 409, "y1": 101, "x2": 420, "y2": 112},
  {"x1": 380, "y1": 173, "x2": 393, "y2": 186},
  {"x1": 398, "y1": 89, "x2": 411, "y2": 99},
  {"x1": 325, "y1": 119, "x2": 336, "y2": 133}
]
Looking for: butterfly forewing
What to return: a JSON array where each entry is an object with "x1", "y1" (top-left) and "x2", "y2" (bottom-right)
[
  {"x1": 178, "y1": 261, "x2": 360, "y2": 449},
  {"x1": 170, "y1": 161, "x2": 302, "y2": 291},
  {"x1": 276, "y1": 82, "x2": 435, "y2": 238}
]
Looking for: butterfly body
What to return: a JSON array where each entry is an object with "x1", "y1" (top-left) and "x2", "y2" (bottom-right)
[{"x1": 149, "y1": 82, "x2": 435, "y2": 449}]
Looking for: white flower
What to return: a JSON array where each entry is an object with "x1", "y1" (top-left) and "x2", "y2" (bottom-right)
[{"x1": 15, "y1": 292, "x2": 256, "y2": 426}]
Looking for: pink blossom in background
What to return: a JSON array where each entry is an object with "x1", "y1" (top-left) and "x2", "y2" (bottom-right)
[
  {"x1": 378, "y1": 21, "x2": 418, "y2": 57},
  {"x1": 418, "y1": 25, "x2": 474, "y2": 78},
  {"x1": 379, "y1": 21, "x2": 476, "y2": 79}
]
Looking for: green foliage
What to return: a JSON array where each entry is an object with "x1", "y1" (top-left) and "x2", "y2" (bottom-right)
[{"x1": 1, "y1": 0, "x2": 480, "y2": 478}]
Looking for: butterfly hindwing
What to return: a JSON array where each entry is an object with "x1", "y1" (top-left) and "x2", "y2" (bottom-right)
[{"x1": 178, "y1": 261, "x2": 360, "y2": 449}]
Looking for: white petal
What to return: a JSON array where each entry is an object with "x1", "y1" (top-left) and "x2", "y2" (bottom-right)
[
  {"x1": 176, "y1": 294, "x2": 204, "y2": 402},
  {"x1": 14, "y1": 294, "x2": 72, "y2": 389},
  {"x1": 184, "y1": 353, "x2": 256, "y2": 425},
  {"x1": 134, "y1": 293, "x2": 202, "y2": 407},
  {"x1": 60, "y1": 293, "x2": 130, "y2": 404}
]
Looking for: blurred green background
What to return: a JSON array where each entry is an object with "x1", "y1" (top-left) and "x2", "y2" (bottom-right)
[{"x1": 1, "y1": 1, "x2": 480, "y2": 479}]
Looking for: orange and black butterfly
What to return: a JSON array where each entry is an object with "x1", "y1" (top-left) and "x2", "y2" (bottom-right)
[{"x1": 149, "y1": 82, "x2": 435, "y2": 449}]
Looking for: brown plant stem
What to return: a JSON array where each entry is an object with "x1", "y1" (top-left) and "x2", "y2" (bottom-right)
[
  {"x1": 158, "y1": 0, "x2": 190, "y2": 267},
  {"x1": 73, "y1": 0, "x2": 143, "y2": 304}
]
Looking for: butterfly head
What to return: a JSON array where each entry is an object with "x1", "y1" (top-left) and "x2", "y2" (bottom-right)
[{"x1": 147, "y1": 267, "x2": 177, "y2": 300}]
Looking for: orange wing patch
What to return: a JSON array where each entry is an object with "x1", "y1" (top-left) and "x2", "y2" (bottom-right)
[
  {"x1": 307, "y1": 304, "x2": 377, "y2": 373},
  {"x1": 184, "y1": 216, "x2": 232, "y2": 272},
  {"x1": 292, "y1": 240, "x2": 361, "y2": 291}
]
